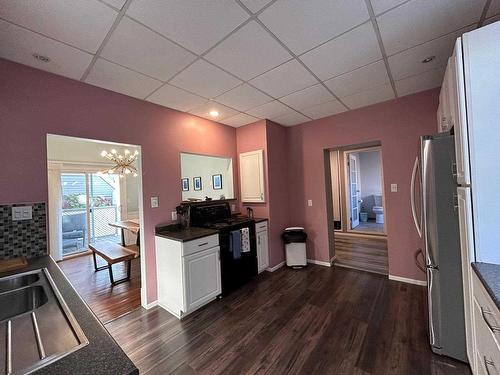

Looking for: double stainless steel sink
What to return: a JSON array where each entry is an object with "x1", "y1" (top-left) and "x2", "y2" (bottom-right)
[{"x1": 0, "y1": 269, "x2": 88, "y2": 375}]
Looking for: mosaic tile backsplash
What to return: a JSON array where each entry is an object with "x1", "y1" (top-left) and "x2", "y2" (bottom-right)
[{"x1": 0, "y1": 202, "x2": 47, "y2": 259}]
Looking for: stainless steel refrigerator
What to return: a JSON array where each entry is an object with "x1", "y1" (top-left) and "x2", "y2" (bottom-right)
[{"x1": 411, "y1": 132, "x2": 467, "y2": 362}]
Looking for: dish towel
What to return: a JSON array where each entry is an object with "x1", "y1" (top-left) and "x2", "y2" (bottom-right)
[
  {"x1": 241, "y1": 227, "x2": 250, "y2": 253},
  {"x1": 230, "y1": 230, "x2": 242, "y2": 260}
]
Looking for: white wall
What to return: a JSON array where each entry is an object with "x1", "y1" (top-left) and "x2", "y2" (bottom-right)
[{"x1": 180, "y1": 153, "x2": 234, "y2": 201}]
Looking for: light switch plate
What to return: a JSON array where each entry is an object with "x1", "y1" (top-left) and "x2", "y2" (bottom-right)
[
  {"x1": 307, "y1": 199, "x2": 313, "y2": 207},
  {"x1": 391, "y1": 184, "x2": 398, "y2": 192},
  {"x1": 12, "y1": 206, "x2": 32, "y2": 221},
  {"x1": 151, "y1": 196, "x2": 159, "y2": 208},
  {"x1": 171, "y1": 211, "x2": 177, "y2": 221}
]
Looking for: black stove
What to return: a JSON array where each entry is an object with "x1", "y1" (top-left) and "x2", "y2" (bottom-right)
[{"x1": 184, "y1": 201, "x2": 258, "y2": 296}]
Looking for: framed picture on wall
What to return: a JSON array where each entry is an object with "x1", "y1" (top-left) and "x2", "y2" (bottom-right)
[
  {"x1": 212, "y1": 174, "x2": 222, "y2": 190},
  {"x1": 181, "y1": 178, "x2": 189, "y2": 191},
  {"x1": 193, "y1": 176, "x2": 202, "y2": 191}
]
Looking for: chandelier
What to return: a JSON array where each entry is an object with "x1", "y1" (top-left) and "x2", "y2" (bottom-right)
[{"x1": 100, "y1": 148, "x2": 139, "y2": 177}]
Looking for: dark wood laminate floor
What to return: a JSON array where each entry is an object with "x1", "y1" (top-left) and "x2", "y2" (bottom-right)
[
  {"x1": 59, "y1": 253, "x2": 141, "y2": 324},
  {"x1": 105, "y1": 265, "x2": 470, "y2": 375},
  {"x1": 335, "y1": 233, "x2": 389, "y2": 275}
]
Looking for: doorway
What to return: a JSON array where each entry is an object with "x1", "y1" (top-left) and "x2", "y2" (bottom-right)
[
  {"x1": 61, "y1": 172, "x2": 122, "y2": 256},
  {"x1": 344, "y1": 148, "x2": 385, "y2": 235},
  {"x1": 325, "y1": 143, "x2": 388, "y2": 275},
  {"x1": 47, "y1": 134, "x2": 145, "y2": 323}
]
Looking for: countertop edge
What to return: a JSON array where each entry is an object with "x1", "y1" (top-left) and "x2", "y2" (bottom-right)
[{"x1": 471, "y1": 262, "x2": 500, "y2": 311}]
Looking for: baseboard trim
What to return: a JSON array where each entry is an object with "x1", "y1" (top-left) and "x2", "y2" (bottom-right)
[
  {"x1": 266, "y1": 261, "x2": 285, "y2": 272},
  {"x1": 144, "y1": 300, "x2": 158, "y2": 309},
  {"x1": 307, "y1": 259, "x2": 332, "y2": 267},
  {"x1": 389, "y1": 275, "x2": 427, "y2": 286}
]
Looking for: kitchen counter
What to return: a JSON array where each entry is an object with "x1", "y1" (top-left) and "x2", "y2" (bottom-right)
[
  {"x1": 155, "y1": 224, "x2": 219, "y2": 242},
  {"x1": 0, "y1": 256, "x2": 138, "y2": 375},
  {"x1": 254, "y1": 217, "x2": 268, "y2": 223},
  {"x1": 472, "y1": 262, "x2": 500, "y2": 310}
]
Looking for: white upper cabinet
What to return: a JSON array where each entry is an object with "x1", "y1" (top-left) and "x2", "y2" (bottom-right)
[
  {"x1": 239, "y1": 150, "x2": 265, "y2": 203},
  {"x1": 438, "y1": 64, "x2": 451, "y2": 133},
  {"x1": 451, "y1": 38, "x2": 470, "y2": 186}
]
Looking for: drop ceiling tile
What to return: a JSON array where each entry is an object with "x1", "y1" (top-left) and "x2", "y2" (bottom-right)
[
  {"x1": 222, "y1": 113, "x2": 259, "y2": 127},
  {"x1": 101, "y1": 17, "x2": 196, "y2": 81},
  {"x1": 342, "y1": 84, "x2": 395, "y2": 109},
  {"x1": 370, "y1": 0, "x2": 407, "y2": 15},
  {"x1": 301, "y1": 99, "x2": 346, "y2": 120},
  {"x1": 395, "y1": 66, "x2": 446, "y2": 97},
  {"x1": 258, "y1": 0, "x2": 369, "y2": 54},
  {"x1": 101, "y1": 0, "x2": 127, "y2": 10},
  {"x1": 378, "y1": 0, "x2": 484, "y2": 55},
  {"x1": 126, "y1": 0, "x2": 248, "y2": 54},
  {"x1": 249, "y1": 60, "x2": 317, "y2": 98},
  {"x1": 271, "y1": 111, "x2": 310, "y2": 127},
  {"x1": 246, "y1": 100, "x2": 291, "y2": 119},
  {"x1": 487, "y1": 0, "x2": 500, "y2": 17},
  {"x1": 280, "y1": 84, "x2": 334, "y2": 110},
  {"x1": 0, "y1": 20, "x2": 93, "y2": 80},
  {"x1": 215, "y1": 84, "x2": 272, "y2": 111},
  {"x1": 189, "y1": 101, "x2": 239, "y2": 121},
  {"x1": 324, "y1": 60, "x2": 389, "y2": 98},
  {"x1": 204, "y1": 21, "x2": 291, "y2": 80},
  {"x1": 301, "y1": 22, "x2": 382, "y2": 80},
  {"x1": 0, "y1": 0, "x2": 117, "y2": 53},
  {"x1": 147, "y1": 83, "x2": 207, "y2": 112},
  {"x1": 85, "y1": 58, "x2": 163, "y2": 99},
  {"x1": 388, "y1": 26, "x2": 474, "y2": 80},
  {"x1": 239, "y1": 0, "x2": 273, "y2": 14},
  {"x1": 170, "y1": 60, "x2": 241, "y2": 99}
]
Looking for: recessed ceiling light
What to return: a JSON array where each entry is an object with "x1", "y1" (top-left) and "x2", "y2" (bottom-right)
[
  {"x1": 209, "y1": 110, "x2": 219, "y2": 117},
  {"x1": 32, "y1": 53, "x2": 50, "y2": 63},
  {"x1": 421, "y1": 56, "x2": 436, "y2": 64}
]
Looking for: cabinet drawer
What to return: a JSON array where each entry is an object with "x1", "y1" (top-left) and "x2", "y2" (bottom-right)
[
  {"x1": 255, "y1": 221, "x2": 268, "y2": 232},
  {"x1": 183, "y1": 234, "x2": 219, "y2": 256},
  {"x1": 473, "y1": 297, "x2": 500, "y2": 374},
  {"x1": 473, "y1": 272, "x2": 500, "y2": 343}
]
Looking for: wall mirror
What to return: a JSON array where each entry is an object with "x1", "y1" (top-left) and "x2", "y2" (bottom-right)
[{"x1": 180, "y1": 152, "x2": 234, "y2": 201}]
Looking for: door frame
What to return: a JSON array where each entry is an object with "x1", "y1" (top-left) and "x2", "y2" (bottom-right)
[
  {"x1": 343, "y1": 146, "x2": 387, "y2": 236},
  {"x1": 47, "y1": 134, "x2": 147, "y2": 309},
  {"x1": 346, "y1": 153, "x2": 361, "y2": 229}
]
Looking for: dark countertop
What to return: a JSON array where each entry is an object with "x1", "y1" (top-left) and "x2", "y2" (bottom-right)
[
  {"x1": 155, "y1": 224, "x2": 219, "y2": 242},
  {"x1": 254, "y1": 217, "x2": 268, "y2": 223},
  {"x1": 0, "y1": 256, "x2": 137, "y2": 375},
  {"x1": 472, "y1": 262, "x2": 500, "y2": 310}
]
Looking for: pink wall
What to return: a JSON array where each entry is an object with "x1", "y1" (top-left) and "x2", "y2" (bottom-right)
[
  {"x1": 265, "y1": 121, "x2": 289, "y2": 266},
  {"x1": 286, "y1": 89, "x2": 439, "y2": 281},
  {"x1": 0, "y1": 59, "x2": 238, "y2": 303},
  {"x1": 235, "y1": 120, "x2": 289, "y2": 267},
  {"x1": 235, "y1": 120, "x2": 270, "y2": 219}
]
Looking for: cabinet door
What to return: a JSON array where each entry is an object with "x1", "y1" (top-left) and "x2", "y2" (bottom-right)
[
  {"x1": 438, "y1": 65, "x2": 450, "y2": 132},
  {"x1": 240, "y1": 150, "x2": 265, "y2": 202},
  {"x1": 183, "y1": 247, "x2": 221, "y2": 314},
  {"x1": 457, "y1": 187, "x2": 476, "y2": 369},
  {"x1": 257, "y1": 230, "x2": 269, "y2": 273},
  {"x1": 453, "y1": 38, "x2": 471, "y2": 185}
]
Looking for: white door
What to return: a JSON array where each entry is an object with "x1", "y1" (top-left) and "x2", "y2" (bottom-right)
[
  {"x1": 457, "y1": 187, "x2": 476, "y2": 369},
  {"x1": 257, "y1": 230, "x2": 269, "y2": 273},
  {"x1": 183, "y1": 247, "x2": 221, "y2": 313},
  {"x1": 348, "y1": 153, "x2": 361, "y2": 228},
  {"x1": 239, "y1": 150, "x2": 265, "y2": 202}
]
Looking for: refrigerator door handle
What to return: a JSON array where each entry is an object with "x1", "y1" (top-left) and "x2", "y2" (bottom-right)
[{"x1": 411, "y1": 156, "x2": 422, "y2": 238}]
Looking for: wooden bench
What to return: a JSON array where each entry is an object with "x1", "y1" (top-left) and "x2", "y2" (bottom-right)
[{"x1": 89, "y1": 241, "x2": 138, "y2": 286}]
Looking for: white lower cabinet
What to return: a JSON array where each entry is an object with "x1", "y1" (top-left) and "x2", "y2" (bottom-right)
[
  {"x1": 156, "y1": 234, "x2": 221, "y2": 319},
  {"x1": 256, "y1": 221, "x2": 269, "y2": 273},
  {"x1": 471, "y1": 270, "x2": 500, "y2": 374}
]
